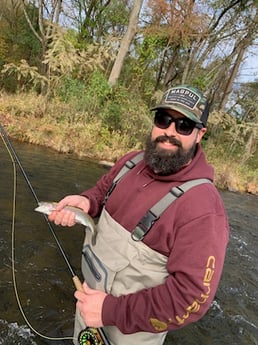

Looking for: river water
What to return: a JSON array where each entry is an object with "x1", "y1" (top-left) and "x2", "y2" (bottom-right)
[{"x1": 0, "y1": 140, "x2": 258, "y2": 345}]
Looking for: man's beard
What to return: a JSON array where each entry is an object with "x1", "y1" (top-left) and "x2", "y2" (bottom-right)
[{"x1": 144, "y1": 134, "x2": 197, "y2": 175}]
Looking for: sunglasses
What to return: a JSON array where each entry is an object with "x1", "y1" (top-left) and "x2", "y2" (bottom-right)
[{"x1": 154, "y1": 110, "x2": 203, "y2": 136}]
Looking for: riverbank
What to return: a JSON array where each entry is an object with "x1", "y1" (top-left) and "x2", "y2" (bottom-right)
[
  {"x1": 0, "y1": 111, "x2": 131, "y2": 162},
  {"x1": 0, "y1": 103, "x2": 258, "y2": 196}
]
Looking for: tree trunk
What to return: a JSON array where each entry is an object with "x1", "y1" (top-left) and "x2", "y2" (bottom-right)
[
  {"x1": 219, "y1": 33, "x2": 252, "y2": 111},
  {"x1": 108, "y1": 0, "x2": 143, "y2": 86}
]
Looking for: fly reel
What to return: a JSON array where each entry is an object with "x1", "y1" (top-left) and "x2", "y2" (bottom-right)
[{"x1": 78, "y1": 327, "x2": 110, "y2": 345}]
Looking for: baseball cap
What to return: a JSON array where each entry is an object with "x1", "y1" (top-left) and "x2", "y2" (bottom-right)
[{"x1": 151, "y1": 85, "x2": 210, "y2": 126}]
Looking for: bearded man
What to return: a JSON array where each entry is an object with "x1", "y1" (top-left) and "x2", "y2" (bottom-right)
[{"x1": 49, "y1": 85, "x2": 229, "y2": 345}]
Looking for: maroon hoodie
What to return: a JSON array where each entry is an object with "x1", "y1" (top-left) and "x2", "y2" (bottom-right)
[{"x1": 81, "y1": 144, "x2": 229, "y2": 334}]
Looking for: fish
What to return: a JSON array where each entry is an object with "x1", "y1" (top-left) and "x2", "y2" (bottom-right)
[{"x1": 34, "y1": 201, "x2": 96, "y2": 232}]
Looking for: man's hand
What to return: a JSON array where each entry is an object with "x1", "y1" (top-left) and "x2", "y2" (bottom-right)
[
  {"x1": 48, "y1": 195, "x2": 90, "y2": 227},
  {"x1": 74, "y1": 282, "x2": 107, "y2": 327}
]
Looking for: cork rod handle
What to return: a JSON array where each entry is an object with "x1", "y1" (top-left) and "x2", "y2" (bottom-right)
[{"x1": 72, "y1": 275, "x2": 84, "y2": 291}]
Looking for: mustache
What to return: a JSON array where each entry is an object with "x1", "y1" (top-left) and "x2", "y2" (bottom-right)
[{"x1": 155, "y1": 135, "x2": 182, "y2": 148}]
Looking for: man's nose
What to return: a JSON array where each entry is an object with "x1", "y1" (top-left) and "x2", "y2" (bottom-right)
[{"x1": 163, "y1": 121, "x2": 177, "y2": 136}]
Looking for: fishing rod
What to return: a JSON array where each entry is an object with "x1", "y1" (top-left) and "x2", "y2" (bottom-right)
[
  {"x1": 0, "y1": 122, "x2": 82, "y2": 290},
  {"x1": 0, "y1": 122, "x2": 111, "y2": 345}
]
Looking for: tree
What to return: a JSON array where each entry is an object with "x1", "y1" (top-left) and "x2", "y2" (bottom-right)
[
  {"x1": 108, "y1": 0, "x2": 144, "y2": 86},
  {"x1": 0, "y1": 0, "x2": 41, "y2": 90},
  {"x1": 21, "y1": 0, "x2": 63, "y2": 76},
  {"x1": 180, "y1": 0, "x2": 258, "y2": 108},
  {"x1": 64, "y1": 0, "x2": 111, "y2": 43},
  {"x1": 64, "y1": 0, "x2": 130, "y2": 44},
  {"x1": 0, "y1": 0, "x2": 41, "y2": 64},
  {"x1": 1, "y1": 0, "x2": 258, "y2": 112},
  {"x1": 218, "y1": 32, "x2": 254, "y2": 111},
  {"x1": 134, "y1": 0, "x2": 258, "y2": 97},
  {"x1": 139, "y1": 0, "x2": 209, "y2": 91}
]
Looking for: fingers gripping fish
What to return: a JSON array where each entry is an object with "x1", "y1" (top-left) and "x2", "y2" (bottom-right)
[{"x1": 35, "y1": 201, "x2": 96, "y2": 233}]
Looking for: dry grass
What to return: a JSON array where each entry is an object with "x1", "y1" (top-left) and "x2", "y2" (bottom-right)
[
  {"x1": 0, "y1": 92, "x2": 257, "y2": 195},
  {"x1": 0, "y1": 92, "x2": 137, "y2": 162}
]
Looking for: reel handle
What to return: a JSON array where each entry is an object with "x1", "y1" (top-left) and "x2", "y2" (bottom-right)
[{"x1": 73, "y1": 276, "x2": 111, "y2": 345}]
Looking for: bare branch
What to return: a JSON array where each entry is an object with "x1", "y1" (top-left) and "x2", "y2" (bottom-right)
[{"x1": 21, "y1": 0, "x2": 43, "y2": 43}]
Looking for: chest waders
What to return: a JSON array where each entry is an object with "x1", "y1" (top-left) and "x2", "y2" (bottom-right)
[{"x1": 74, "y1": 152, "x2": 212, "y2": 345}]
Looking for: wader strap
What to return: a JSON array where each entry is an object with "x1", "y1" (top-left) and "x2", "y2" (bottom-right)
[
  {"x1": 102, "y1": 152, "x2": 144, "y2": 206},
  {"x1": 131, "y1": 178, "x2": 212, "y2": 241}
]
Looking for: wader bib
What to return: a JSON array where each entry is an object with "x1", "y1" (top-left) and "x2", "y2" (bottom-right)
[
  {"x1": 73, "y1": 153, "x2": 212, "y2": 344},
  {"x1": 73, "y1": 208, "x2": 168, "y2": 345}
]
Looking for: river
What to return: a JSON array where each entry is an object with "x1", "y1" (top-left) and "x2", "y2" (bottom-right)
[{"x1": 0, "y1": 140, "x2": 258, "y2": 345}]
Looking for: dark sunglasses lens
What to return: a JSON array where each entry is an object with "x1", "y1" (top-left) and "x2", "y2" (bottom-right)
[
  {"x1": 154, "y1": 112, "x2": 172, "y2": 129},
  {"x1": 176, "y1": 119, "x2": 195, "y2": 135},
  {"x1": 154, "y1": 111, "x2": 196, "y2": 135}
]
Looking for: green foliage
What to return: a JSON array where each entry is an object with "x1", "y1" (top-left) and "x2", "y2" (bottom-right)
[
  {"x1": 101, "y1": 102, "x2": 123, "y2": 131},
  {"x1": 0, "y1": 25, "x2": 115, "y2": 98},
  {"x1": 89, "y1": 70, "x2": 111, "y2": 99},
  {"x1": 82, "y1": 70, "x2": 111, "y2": 118},
  {"x1": 56, "y1": 75, "x2": 152, "y2": 148},
  {"x1": 54, "y1": 70, "x2": 111, "y2": 124},
  {"x1": 99, "y1": 85, "x2": 152, "y2": 147},
  {"x1": 191, "y1": 74, "x2": 210, "y2": 91},
  {"x1": 73, "y1": 0, "x2": 130, "y2": 43},
  {"x1": 0, "y1": 0, "x2": 41, "y2": 91},
  {"x1": 14, "y1": 8, "x2": 41, "y2": 66},
  {"x1": 127, "y1": 35, "x2": 163, "y2": 93},
  {"x1": 43, "y1": 26, "x2": 114, "y2": 98},
  {"x1": 57, "y1": 77, "x2": 86, "y2": 103},
  {"x1": 104, "y1": 0, "x2": 130, "y2": 27}
]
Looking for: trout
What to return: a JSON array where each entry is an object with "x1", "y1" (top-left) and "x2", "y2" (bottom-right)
[{"x1": 35, "y1": 201, "x2": 96, "y2": 232}]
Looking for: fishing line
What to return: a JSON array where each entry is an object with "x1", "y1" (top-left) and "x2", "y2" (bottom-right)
[
  {"x1": 0, "y1": 123, "x2": 78, "y2": 342},
  {"x1": 0, "y1": 124, "x2": 79, "y2": 280}
]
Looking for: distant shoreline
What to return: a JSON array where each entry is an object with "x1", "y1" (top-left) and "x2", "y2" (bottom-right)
[{"x1": 0, "y1": 111, "x2": 257, "y2": 196}]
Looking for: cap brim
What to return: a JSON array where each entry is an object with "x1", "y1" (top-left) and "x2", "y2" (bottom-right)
[{"x1": 150, "y1": 104, "x2": 203, "y2": 124}]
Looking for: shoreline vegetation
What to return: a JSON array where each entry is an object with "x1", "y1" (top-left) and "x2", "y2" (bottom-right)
[
  {"x1": 0, "y1": 92, "x2": 258, "y2": 196},
  {"x1": 1, "y1": 1, "x2": 258, "y2": 199}
]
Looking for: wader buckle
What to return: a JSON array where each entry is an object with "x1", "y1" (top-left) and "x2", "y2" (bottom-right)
[{"x1": 131, "y1": 210, "x2": 159, "y2": 241}]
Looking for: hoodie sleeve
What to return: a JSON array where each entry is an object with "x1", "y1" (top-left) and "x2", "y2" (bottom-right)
[{"x1": 102, "y1": 185, "x2": 229, "y2": 333}]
